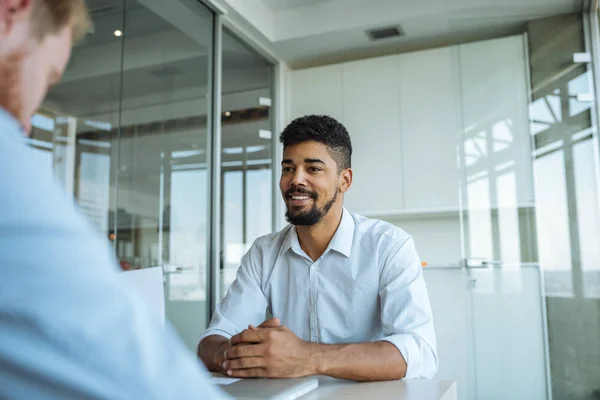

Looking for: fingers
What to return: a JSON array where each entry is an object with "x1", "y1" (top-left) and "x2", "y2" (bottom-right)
[
  {"x1": 214, "y1": 339, "x2": 232, "y2": 371},
  {"x1": 248, "y1": 317, "x2": 281, "y2": 330},
  {"x1": 223, "y1": 355, "x2": 266, "y2": 371},
  {"x1": 226, "y1": 367, "x2": 267, "y2": 378},
  {"x1": 230, "y1": 329, "x2": 266, "y2": 345},
  {"x1": 226, "y1": 343, "x2": 266, "y2": 359}
]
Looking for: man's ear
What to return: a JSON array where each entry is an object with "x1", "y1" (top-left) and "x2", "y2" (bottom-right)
[
  {"x1": 339, "y1": 168, "x2": 353, "y2": 193},
  {"x1": 0, "y1": 0, "x2": 32, "y2": 36}
]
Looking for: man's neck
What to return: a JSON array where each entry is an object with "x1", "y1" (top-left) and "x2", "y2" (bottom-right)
[{"x1": 296, "y1": 205, "x2": 344, "y2": 262}]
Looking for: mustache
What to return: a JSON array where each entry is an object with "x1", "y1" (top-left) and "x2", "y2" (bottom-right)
[{"x1": 285, "y1": 187, "x2": 317, "y2": 198}]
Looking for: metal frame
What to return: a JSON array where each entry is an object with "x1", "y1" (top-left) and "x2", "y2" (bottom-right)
[
  {"x1": 200, "y1": 0, "x2": 228, "y2": 15},
  {"x1": 112, "y1": 0, "x2": 128, "y2": 247},
  {"x1": 206, "y1": 11, "x2": 223, "y2": 320},
  {"x1": 272, "y1": 63, "x2": 287, "y2": 231},
  {"x1": 586, "y1": 8, "x2": 600, "y2": 226}
]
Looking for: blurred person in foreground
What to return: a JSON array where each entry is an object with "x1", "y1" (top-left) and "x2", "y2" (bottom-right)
[{"x1": 0, "y1": 0, "x2": 229, "y2": 398}]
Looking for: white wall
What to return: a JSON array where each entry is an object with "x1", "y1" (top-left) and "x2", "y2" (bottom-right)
[{"x1": 385, "y1": 216, "x2": 462, "y2": 267}]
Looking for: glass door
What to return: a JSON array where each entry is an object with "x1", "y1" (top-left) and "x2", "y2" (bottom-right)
[
  {"x1": 456, "y1": 35, "x2": 549, "y2": 400},
  {"x1": 528, "y1": 13, "x2": 600, "y2": 400},
  {"x1": 116, "y1": 0, "x2": 214, "y2": 350},
  {"x1": 39, "y1": 0, "x2": 216, "y2": 351}
]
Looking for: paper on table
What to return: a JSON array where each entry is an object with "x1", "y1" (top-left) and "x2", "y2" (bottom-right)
[
  {"x1": 120, "y1": 267, "x2": 165, "y2": 326},
  {"x1": 212, "y1": 377, "x2": 241, "y2": 386}
]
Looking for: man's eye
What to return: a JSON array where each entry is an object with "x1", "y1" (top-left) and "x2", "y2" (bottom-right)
[{"x1": 309, "y1": 167, "x2": 321, "y2": 172}]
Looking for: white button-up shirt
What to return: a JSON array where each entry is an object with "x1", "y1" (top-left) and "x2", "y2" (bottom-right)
[{"x1": 202, "y1": 208, "x2": 438, "y2": 379}]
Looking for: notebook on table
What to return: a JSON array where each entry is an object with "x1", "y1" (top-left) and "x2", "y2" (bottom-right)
[{"x1": 212, "y1": 375, "x2": 318, "y2": 400}]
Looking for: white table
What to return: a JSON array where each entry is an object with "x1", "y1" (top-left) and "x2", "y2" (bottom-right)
[
  {"x1": 299, "y1": 376, "x2": 457, "y2": 400},
  {"x1": 212, "y1": 373, "x2": 456, "y2": 400}
]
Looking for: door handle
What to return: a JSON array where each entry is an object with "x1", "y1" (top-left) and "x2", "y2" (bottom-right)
[
  {"x1": 155, "y1": 264, "x2": 195, "y2": 274},
  {"x1": 482, "y1": 260, "x2": 503, "y2": 267},
  {"x1": 461, "y1": 258, "x2": 503, "y2": 268}
]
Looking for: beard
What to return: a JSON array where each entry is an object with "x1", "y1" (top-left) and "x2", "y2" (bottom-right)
[
  {"x1": 0, "y1": 51, "x2": 24, "y2": 126},
  {"x1": 285, "y1": 186, "x2": 338, "y2": 226}
]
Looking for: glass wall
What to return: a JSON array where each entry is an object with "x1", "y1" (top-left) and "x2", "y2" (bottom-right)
[
  {"x1": 450, "y1": 34, "x2": 547, "y2": 400},
  {"x1": 528, "y1": 13, "x2": 600, "y2": 400},
  {"x1": 219, "y1": 28, "x2": 274, "y2": 299},
  {"x1": 32, "y1": 0, "x2": 225, "y2": 351}
]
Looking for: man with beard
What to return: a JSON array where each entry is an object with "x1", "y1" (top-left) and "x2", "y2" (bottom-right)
[
  {"x1": 198, "y1": 115, "x2": 438, "y2": 381},
  {"x1": 0, "y1": 0, "x2": 228, "y2": 398}
]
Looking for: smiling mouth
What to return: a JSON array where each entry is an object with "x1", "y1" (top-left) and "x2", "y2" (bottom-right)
[
  {"x1": 289, "y1": 195, "x2": 311, "y2": 200},
  {"x1": 286, "y1": 193, "x2": 314, "y2": 206}
]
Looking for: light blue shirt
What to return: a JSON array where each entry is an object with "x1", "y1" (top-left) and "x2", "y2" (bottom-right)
[
  {"x1": 202, "y1": 208, "x2": 439, "y2": 379},
  {"x1": 0, "y1": 108, "x2": 229, "y2": 399}
]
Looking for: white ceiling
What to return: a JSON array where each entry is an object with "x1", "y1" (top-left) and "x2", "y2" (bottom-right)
[
  {"x1": 221, "y1": 0, "x2": 584, "y2": 68},
  {"x1": 260, "y1": 0, "x2": 332, "y2": 12},
  {"x1": 48, "y1": 0, "x2": 271, "y2": 115}
]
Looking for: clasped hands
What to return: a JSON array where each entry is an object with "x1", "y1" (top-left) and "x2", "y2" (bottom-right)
[{"x1": 219, "y1": 318, "x2": 316, "y2": 378}]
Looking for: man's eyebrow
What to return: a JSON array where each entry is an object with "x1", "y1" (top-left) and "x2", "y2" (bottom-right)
[
  {"x1": 304, "y1": 158, "x2": 325, "y2": 164},
  {"x1": 281, "y1": 158, "x2": 325, "y2": 165}
]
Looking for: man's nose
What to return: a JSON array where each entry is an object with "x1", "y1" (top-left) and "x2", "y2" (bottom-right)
[{"x1": 290, "y1": 169, "x2": 308, "y2": 187}]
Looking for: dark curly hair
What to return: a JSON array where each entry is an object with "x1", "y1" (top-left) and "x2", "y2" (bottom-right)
[{"x1": 279, "y1": 115, "x2": 352, "y2": 172}]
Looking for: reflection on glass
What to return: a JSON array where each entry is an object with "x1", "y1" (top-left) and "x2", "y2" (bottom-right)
[
  {"x1": 463, "y1": 129, "x2": 488, "y2": 167},
  {"x1": 78, "y1": 152, "x2": 110, "y2": 234},
  {"x1": 534, "y1": 150, "x2": 573, "y2": 297},
  {"x1": 491, "y1": 119, "x2": 513, "y2": 153},
  {"x1": 169, "y1": 169, "x2": 208, "y2": 301},
  {"x1": 466, "y1": 176, "x2": 493, "y2": 260},
  {"x1": 461, "y1": 118, "x2": 529, "y2": 264},
  {"x1": 527, "y1": 13, "x2": 600, "y2": 398},
  {"x1": 457, "y1": 37, "x2": 535, "y2": 266},
  {"x1": 529, "y1": 91, "x2": 563, "y2": 136},
  {"x1": 568, "y1": 72, "x2": 592, "y2": 118},
  {"x1": 219, "y1": 28, "x2": 274, "y2": 299},
  {"x1": 496, "y1": 170, "x2": 521, "y2": 263},
  {"x1": 115, "y1": 0, "x2": 214, "y2": 350},
  {"x1": 573, "y1": 139, "x2": 600, "y2": 298},
  {"x1": 113, "y1": 0, "x2": 213, "y2": 310},
  {"x1": 27, "y1": 110, "x2": 56, "y2": 178},
  {"x1": 246, "y1": 169, "x2": 273, "y2": 242},
  {"x1": 223, "y1": 171, "x2": 244, "y2": 295}
]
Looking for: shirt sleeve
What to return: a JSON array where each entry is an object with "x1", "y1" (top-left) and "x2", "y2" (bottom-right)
[
  {"x1": 378, "y1": 235, "x2": 439, "y2": 379},
  {"x1": 200, "y1": 242, "x2": 269, "y2": 341},
  {"x1": 0, "y1": 237, "x2": 232, "y2": 400}
]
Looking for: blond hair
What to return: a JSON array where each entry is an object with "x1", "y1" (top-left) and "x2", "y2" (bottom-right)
[{"x1": 32, "y1": 0, "x2": 91, "y2": 42}]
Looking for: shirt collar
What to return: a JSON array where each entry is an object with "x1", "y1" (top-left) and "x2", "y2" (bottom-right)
[
  {"x1": 281, "y1": 207, "x2": 355, "y2": 259},
  {"x1": 279, "y1": 225, "x2": 303, "y2": 260},
  {"x1": 327, "y1": 207, "x2": 355, "y2": 258}
]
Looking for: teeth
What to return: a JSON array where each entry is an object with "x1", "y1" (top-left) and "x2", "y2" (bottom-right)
[{"x1": 291, "y1": 196, "x2": 310, "y2": 200}]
